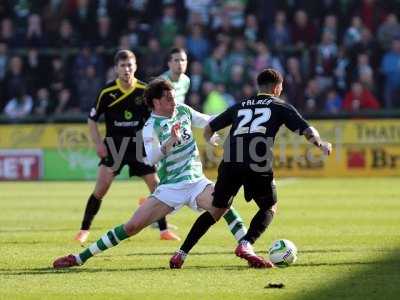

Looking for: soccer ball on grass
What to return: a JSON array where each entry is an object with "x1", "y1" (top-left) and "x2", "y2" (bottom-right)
[{"x1": 268, "y1": 239, "x2": 297, "y2": 267}]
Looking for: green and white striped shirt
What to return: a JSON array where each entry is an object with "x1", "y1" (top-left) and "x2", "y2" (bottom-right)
[
  {"x1": 142, "y1": 104, "x2": 210, "y2": 186},
  {"x1": 160, "y1": 71, "x2": 190, "y2": 104}
]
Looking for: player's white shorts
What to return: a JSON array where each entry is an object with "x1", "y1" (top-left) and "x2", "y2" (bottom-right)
[{"x1": 152, "y1": 178, "x2": 213, "y2": 212}]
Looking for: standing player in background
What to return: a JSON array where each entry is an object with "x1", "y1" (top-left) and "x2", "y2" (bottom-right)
[
  {"x1": 74, "y1": 50, "x2": 180, "y2": 244},
  {"x1": 160, "y1": 48, "x2": 190, "y2": 104},
  {"x1": 169, "y1": 68, "x2": 332, "y2": 268},
  {"x1": 53, "y1": 78, "x2": 248, "y2": 269}
]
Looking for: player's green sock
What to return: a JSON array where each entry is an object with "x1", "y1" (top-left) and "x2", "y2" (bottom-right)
[
  {"x1": 77, "y1": 224, "x2": 129, "y2": 264},
  {"x1": 223, "y1": 207, "x2": 247, "y2": 242}
]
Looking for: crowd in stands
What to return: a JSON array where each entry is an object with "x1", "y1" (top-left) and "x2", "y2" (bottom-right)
[{"x1": 1, "y1": 0, "x2": 400, "y2": 120}]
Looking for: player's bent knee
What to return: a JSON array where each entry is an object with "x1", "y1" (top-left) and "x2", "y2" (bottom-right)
[
  {"x1": 124, "y1": 220, "x2": 145, "y2": 236},
  {"x1": 270, "y1": 203, "x2": 278, "y2": 214},
  {"x1": 208, "y1": 207, "x2": 228, "y2": 221},
  {"x1": 254, "y1": 196, "x2": 277, "y2": 211}
]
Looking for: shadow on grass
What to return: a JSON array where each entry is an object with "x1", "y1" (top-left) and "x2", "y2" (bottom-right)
[
  {"x1": 286, "y1": 250, "x2": 400, "y2": 300},
  {"x1": 0, "y1": 264, "x2": 249, "y2": 276},
  {"x1": 124, "y1": 248, "x2": 395, "y2": 257},
  {"x1": 2, "y1": 256, "x2": 399, "y2": 278}
]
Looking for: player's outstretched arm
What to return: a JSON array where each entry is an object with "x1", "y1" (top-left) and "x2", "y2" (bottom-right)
[{"x1": 303, "y1": 126, "x2": 332, "y2": 155}]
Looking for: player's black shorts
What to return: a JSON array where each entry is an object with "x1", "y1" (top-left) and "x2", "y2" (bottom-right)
[
  {"x1": 99, "y1": 138, "x2": 155, "y2": 177},
  {"x1": 213, "y1": 161, "x2": 277, "y2": 209}
]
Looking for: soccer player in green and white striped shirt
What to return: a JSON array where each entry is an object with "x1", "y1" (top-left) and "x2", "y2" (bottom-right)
[
  {"x1": 53, "y1": 78, "x2": 247, "y2": 269},
  {"x1": 160, "y1": 48, "x2": 190, "y2": 104}
]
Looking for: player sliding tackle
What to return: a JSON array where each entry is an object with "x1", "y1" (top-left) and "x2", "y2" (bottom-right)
[
  {"x1": 169, "y1": 68, "x2": 332, "y2": 269},
  {"x1": 53, "y1": 78, "x2": 249, "y2": 269}
]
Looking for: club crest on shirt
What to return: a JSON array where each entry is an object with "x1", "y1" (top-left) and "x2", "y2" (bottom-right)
[{"x1": 135, "y1": 96, "x2": 144, "y2": 105}]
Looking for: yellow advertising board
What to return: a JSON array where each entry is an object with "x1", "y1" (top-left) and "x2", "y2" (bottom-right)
[
  {"x1": 0, "y1": 120, "x2": 399, "y2": 177},
  {"x1": 0, "y1": 124, "x2": 105, "y2": 149}
]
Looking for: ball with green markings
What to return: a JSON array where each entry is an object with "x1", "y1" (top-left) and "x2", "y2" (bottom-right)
[{"x1": 268, "y1": 239, "x2": 298, "y2": 268}]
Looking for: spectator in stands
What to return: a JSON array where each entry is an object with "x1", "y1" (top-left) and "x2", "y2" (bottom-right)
[
  {"x1": 251, "y1": 42, "x2": 284, "y2": 78},
  {"x1": 315, "y1": 30, "x2": 338, "y2": 89},
  {"x1": 1, "y1": 18, "x2": 19, "y2": 48},
  {"x1": 24, "y1": 13, "x2": 47, "y2": 48},
  {"x1": 227, "y1": 36, "x2": 249, "y2": 68},
  {"x1": 75, "y1": 64, "x2": 103, "y2": 113},
  {"x1": 69, "y1": 0, "x2": 96, "y2": 41},
  {"x1": 226, "y1": 64, "x2": 249, "y2": 100},
  {"x1": 268, "y1": 10, "x2": 291, "y2": 53},
  {"x1": 33, "y1": 88, "x2": 50, "y2": 116},
  {"x1": 91, "y1": 15, "x2": 115, "y2": 51},
  {"x1": 380, "y1": 38, "x2": 400, "y2": 108},
  {"x1": 343, "y1": 16, "x2": 364, "y2": 50},
  {"x1": 48, "y1": 56, "x2": 69, "y2": 102},
  {"x1": 73, "y1": 45, "x2": 104, "y2": 79},
  {"x1": 291, "y1": 10, "x2": 316, "y2": 50},
  {"x1": 222, "y1": 0, "x2": 246, "y2": 29},
  {"x1": 172, "y1": 34, "x2": 187, "y2": 49},
  {"x1": 351, "y1": 27, "x2": 380, "y2": 69},
  {"x1": 304, "y1": 78, "x2": 323, "y2": 113},
  {"x1": 122, "y1": 16, "x2": 147, "y2": 51},
  {"x1": 141, "y1": 37, "x2": 165, "y2": 80},
  {"x1": 154, "y1": 4, "x2": 181, "y2": 49},
  {"x1": 377, "y1": 13, "x2": 400, "y2": 50},
  {"x1": 243, "y1": 14, "x2": 260, "y2": 48},
  {"x1": 241, "y1": 81, "x2": 255, "y2": 99},
  {"x1": 26, "y1": 47, "x2": 47, "y2": 94},
  {"x1": 53, "y1": 19, "x2": 79, "y2": 48},
  {"x1": 188, "y1": 60, "x2": 204, "y2": 94},
  {"x1": 186, "y1": 92, "x2": 202, "y2": 111},
  {"x1": 186, "y1": 24, "x2": 210, "y2": 62},
  {"x1": 3, "y1": 55, "x2": 28, "y2": 103},
  {"x1": 342, "y1": 81, "x2": 380, "y2": 111},
  {"x1": 184, "y1": 0, "x2": 213, "y2": 25},
  {"x1": 334, "y1": 46, "x2": 350, "y2": 94},
  {"x1": 210, "y1": 9, "x2": 238, "y2": 44},
  {"x1": 203, "y1": 43, "x2": 229, "y2": 84},
  {"x1": 40, "y1": 0, "x2": 69, "y2": 40},
  {"x1": 352, "y1": 52, "x2": 375, "y2": 92},
  {"x1": 358, "y1": 0, "x2": 384, "y2": 33},
  {"x1": 54, "y1": 88, "x2": 74, "y2": 115},
  {"x1": 323, "y1": 88, "x2": 342, "y2": 114},
  {"x1": 284, "y1": 56, "x2": 305, "y2": 108},
  {"x1": 321, "y1": 14, "x2": 338, "y2": 42},
  {"x1": 4, "y1": 88, "x2": 33, "y2": 119}
]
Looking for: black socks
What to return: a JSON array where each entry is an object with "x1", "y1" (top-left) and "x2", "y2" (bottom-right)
[
  {"x1": 242, "y1": 209, "x2": 274, "y2": 244},
  {"x1": 81, "y1": 194, "x2": 102, "y2": 230},
  {"x1": 180, "y1": 211, "x2": 216, "y2": 254}
]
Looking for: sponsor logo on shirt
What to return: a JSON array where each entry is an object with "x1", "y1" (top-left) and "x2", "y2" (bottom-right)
[
  {"x1": 124, "y1": 110, "x2": 133, "y2": 120},
  {"x1": 114, "y1": 121, "x2": 138, "y2": 127}
]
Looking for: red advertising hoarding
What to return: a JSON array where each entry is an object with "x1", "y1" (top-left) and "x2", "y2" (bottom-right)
[{"x1": 0, "y1": 149, "x2": 43, "y2": 180}]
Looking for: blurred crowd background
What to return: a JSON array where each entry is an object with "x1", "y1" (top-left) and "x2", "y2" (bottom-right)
[{"x1": 1, "y1": 0, "x2": 400, "y2": 121}]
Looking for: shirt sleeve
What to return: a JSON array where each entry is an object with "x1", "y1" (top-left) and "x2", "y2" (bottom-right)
[
  {"x1": 282, "y1": 104, "x2": 310, "y2": 135},
  {"x1": 142, "y1": 118, "x2": 164, "y2": 166},
  {"x1": 182, "y1": 103, "x2": 212, "y2": 128},
  {"x1": 88, "y1": 89, "x2": 107, "y2": 121},
  {"x1": 209, "y1": 105, "x2": 235, "y2": 132}
]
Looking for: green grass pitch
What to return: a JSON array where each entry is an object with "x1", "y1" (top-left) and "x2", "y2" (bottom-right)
[{"x1": 1, "y1": 178, "x2": 399, "y2": 300}]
